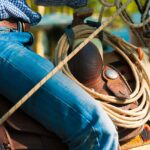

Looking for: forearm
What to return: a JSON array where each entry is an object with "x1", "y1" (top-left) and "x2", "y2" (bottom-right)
[{"x1": 34, "y1": 0, "x2": 88, "y2": 8}]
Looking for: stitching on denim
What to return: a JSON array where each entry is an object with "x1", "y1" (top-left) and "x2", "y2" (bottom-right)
[
  {"x1": 0, "y1": 56, "x2": 101, "y2": 148},
  {"x1": 0, "y1": 42, "x2": 51, "y2": 73}
]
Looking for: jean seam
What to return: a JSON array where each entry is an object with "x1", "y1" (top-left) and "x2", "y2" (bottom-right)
[{"x1": 0, "y1": 56, "x2": 101, "y2": 148}]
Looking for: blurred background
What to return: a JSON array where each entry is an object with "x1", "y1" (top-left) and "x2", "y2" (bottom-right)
[{"x1": 26, "y1": 0, "x2": 141, "y2": 59}]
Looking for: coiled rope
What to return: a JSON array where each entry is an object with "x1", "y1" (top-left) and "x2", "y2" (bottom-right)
[
  {"x1": 54, "y1": 24, "x2": 150, "y2": 129},
  {"x1": 99, "y1": 0, "x2": 150, "y2": 49},
  {"x1": 115, "y1": 0, "x2": 150, "y2": 28},
  {"x1": 98, "y1": 0, "x2": 150, "y2": 27}
]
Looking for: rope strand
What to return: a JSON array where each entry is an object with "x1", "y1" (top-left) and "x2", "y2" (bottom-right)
[{"x1": 54, "y1": 25, "x2": 150, "y2": 129}]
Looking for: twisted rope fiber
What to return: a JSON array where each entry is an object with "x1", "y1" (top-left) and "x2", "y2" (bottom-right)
[
  {"x1": 115, "y1": 0, "x2": 150, "y2": 50},
  {"x1": 99, "y1": 0, "x2": 150, "y2": 28},
  {"x1": 0, "y1": 0, "x2": 132, "y2": 125},
  {"x1": 115, "y1": 0, "x2": 150, "y2": 28},
  {"x1": 99, "y1": 0, "x2": 149, "y2": 46},
  {"x1": 99, "y1": 0, "x2": 150, "y2": 50},
  {"x1": 54, "y1": 25, "x2": 150, "y2": 129}
]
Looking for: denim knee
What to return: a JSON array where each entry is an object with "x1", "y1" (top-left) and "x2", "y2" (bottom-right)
[
  {"x1": 67, "y1": 102, "x2": 119, "y2": 150},
  {"x1": 95, "y1": 105, "x2": 119, "y2": 150},
  {"x1": 0, "y1": 46, "x2": 119, "y2": 150}
]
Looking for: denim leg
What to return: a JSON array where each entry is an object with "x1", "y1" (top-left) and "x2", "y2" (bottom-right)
[{"x1": 0, "y1": 46, "x2": 118, "y2": 150}]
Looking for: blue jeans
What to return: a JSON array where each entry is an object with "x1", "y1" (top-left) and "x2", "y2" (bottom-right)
[{"x1": 0, "y1": 28, "x2": 118, "y2": 150}]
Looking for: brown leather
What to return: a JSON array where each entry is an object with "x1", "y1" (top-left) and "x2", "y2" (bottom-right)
[
  {"x1": 69, "y1": 41, "x2": 131, "y2": 99},
  {"x1": 0, "y1": 96, "x2": 68, "y2": 150},
  {"x1": 0, "y1": 126, "x2": 11, "y2": 150},
  {"x1": 68, "y1": 42, "x2": 143, "y2": 142},
  {"x1": 102, "y1": 66, "x2": 131, "y2": 99},
  {"x1": 70, "y1": 8, "x2": 133, "y2": 99},
  {"x1": 68, "y1": 41, "x2": 104, "y2": 93},
  {"x1": 119, "y1": 126, "x2": 144, "y2": 143},
  {"x1": 72, "y1": 8, "x2": 93, "y2": 26},
  {"x1": 0, "y1": 19, "x2": 30, "y2": 32}
]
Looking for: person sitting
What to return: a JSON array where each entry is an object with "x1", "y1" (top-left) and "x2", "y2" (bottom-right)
[{"x1": 0, "y1": 0, "x2": 119, "y2": 149}]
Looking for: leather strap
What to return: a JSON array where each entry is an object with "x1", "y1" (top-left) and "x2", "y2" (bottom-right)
[
  {"x1": 102, "y1": 66, "x2": 132, "y2": 99},
  {"x1": 0, "y1": 126, "x2": 11, "y2": 150},
  {"x1": 0, "y1": 20, "x2": 30, "y2": 32}
]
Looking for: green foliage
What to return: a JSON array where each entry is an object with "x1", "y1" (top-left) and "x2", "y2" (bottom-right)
[
  {"x1": 26, "y1": 0, "x2": 140, "y2": 28},
  {"x1": 87, "y1": 0, "x2": 139, "y2": 15},
  {"x1": 27, "y1": 0, "x2": 139, "y2": 15},
  {"x1": 88, "y1": 0, "x2": 100, "y2": 11}
]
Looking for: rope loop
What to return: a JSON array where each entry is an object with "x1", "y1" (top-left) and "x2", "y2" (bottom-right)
[{"x1": 54, "y1": 24, "x2": 150, "y2": 129}]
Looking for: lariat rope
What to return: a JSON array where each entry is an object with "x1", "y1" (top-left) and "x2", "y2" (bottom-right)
[
  {"x1": 116, "y1": 0, "x2": 150, "y2": 28},
  {"x1": 99, "y1": 0, "x2": 150, "y2": 49},
  {"x1": 0, "y1": 0, "x2": 132, "y2": 125},
  {"x1": 54, "y1": 25, "x2": 150, "y2": 128},
  {"x1": 99, "y1": 0, "x2": 150, "y2": 28}
]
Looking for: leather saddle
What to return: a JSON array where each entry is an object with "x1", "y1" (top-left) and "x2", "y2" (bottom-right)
[
  {"x1": 0, "y1": 96, "x2": 68, "y2": 150},
  {"x1": 68, "y1": 39, "x2": 131, "y2": 99},
  {"x1": 68, "y1": 39, "x2": 144, "y2": 142}
]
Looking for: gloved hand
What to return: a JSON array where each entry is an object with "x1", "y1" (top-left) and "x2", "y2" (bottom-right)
[{"x1": 34, "y1": 0, "x2": 88, "y2": 8}]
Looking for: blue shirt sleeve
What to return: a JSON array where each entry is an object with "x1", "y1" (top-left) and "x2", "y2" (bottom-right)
[{"x1": 34, "y1": 0, "x2": 88, "y2": 8}]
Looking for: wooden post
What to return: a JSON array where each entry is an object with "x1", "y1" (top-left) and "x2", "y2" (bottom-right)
[{"x1": 35, "y1": 6, "x2": 46, "y2": 57}]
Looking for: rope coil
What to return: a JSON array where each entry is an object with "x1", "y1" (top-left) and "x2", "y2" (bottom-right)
[
  {"x1": 54, "y1": 25, "x2": 150, "y2": 129},
  {"x1": 99, "y1": 0, "x2": 150, "y2": 49}
]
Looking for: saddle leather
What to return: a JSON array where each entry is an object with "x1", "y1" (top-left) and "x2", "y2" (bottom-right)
[
  {"x1": 69, "y1": 41, "x2": 103, "y2": 92},
  {"x1": 102, "y1": 66, "x2": 131, "y2": 99},
  {"x1": 68, "y1": 41, "x2": 131, "y2": 99},
  {"x1": 0, "y1": 126, "x2": 11, "y2": 150},
  {"x1": 0, "y1": 96, "x2": 68, "y2": 150},
  {"x1": 68, "y1": 39, "x2": 144, "y2": 142}
]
